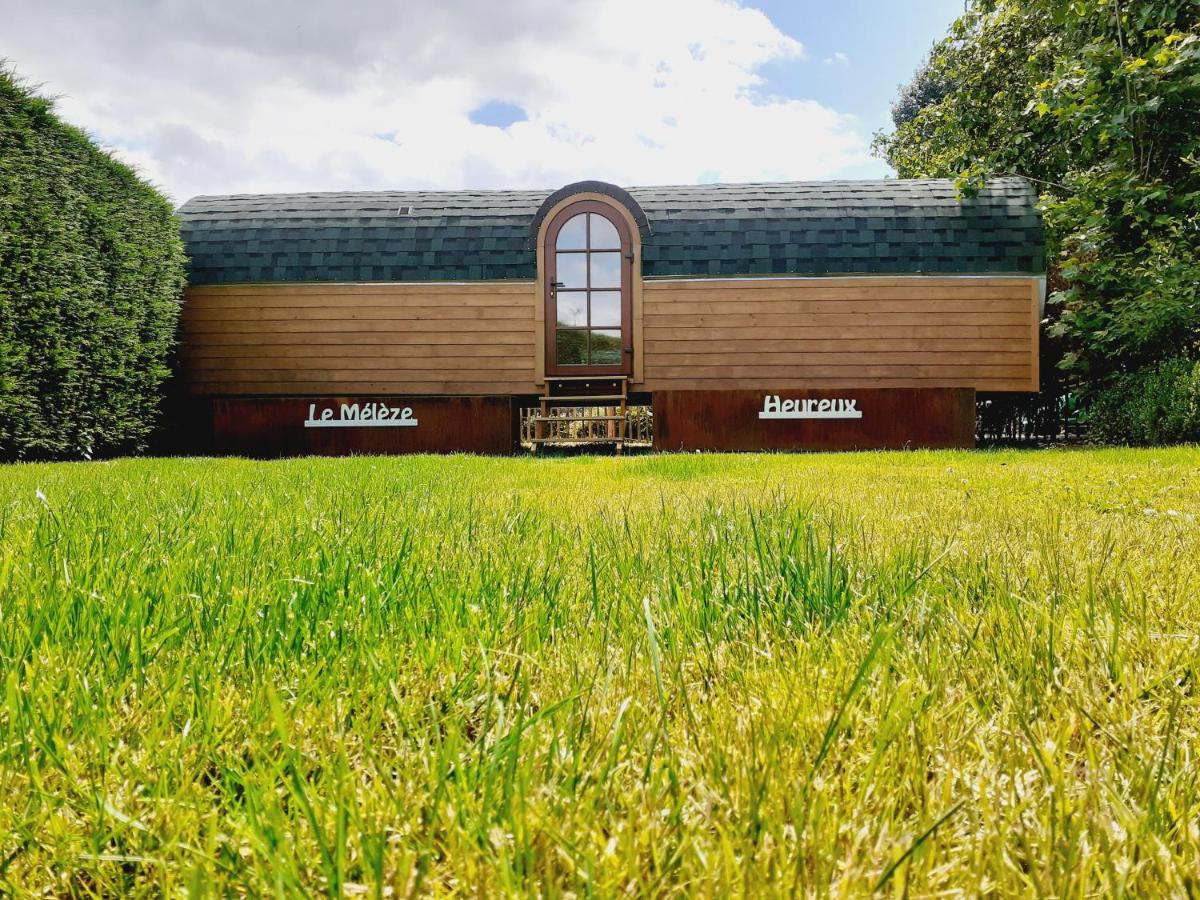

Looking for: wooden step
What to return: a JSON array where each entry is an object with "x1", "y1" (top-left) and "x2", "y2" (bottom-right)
[
  {"x1": 541, "y1": 394, "x2": 626, "y2": 403},
  {"x1": 546, "y1": 375, "x2": 628, "y2": 382},
  {"x1": 529, "y1": 437, "x2": 627, "y2": 444},
  {"x1": 532, "y1": 414, "x2": 627, "y2": 422}
]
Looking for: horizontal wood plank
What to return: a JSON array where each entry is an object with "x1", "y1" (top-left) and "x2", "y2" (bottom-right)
[
  {"x1": 181, "y1": 330, "x2": 534, "y2": 347},
  {"x1": 644, "y1": 276, "x2": 1036, "y2": 291},
  {"x1": 644, "y1": 376, "x2": 1027, "y2": 390},
  {"x1": 183, "y1": 305, "x2": 533, "y2": 323},
  {"x1": 188, "y1": 294, "x2": 535, "y2": 312},
  {"x1": 645, "y1": 286, "x2": 1032, "y2": 304},
  {"x1": 186, "y1": 355, "x2": 533, "y2": 372},
  {"x1": 184, "y1": 343, "x2": 523, "y2": 360},
  {"x1": 186, "y1": 282, "x2": 533, "y2": 297},
  {"x1": 194, "y1": 371, "x2": 535, "y2": 386},
  {"x1": 645, "y1": 297, "x2": 1031, "y2": 316},
  {"x1": 644, "y1": 363, "x2": 1030, "y2": 379},
  {"x1": 641, "y1": 324, "x2": 1031, "y2": 341},
  {"x1": 190, "y1": 380, "x2": 538, "y2": 396},
  {"x1": 643, "y1": 336, "x2": 1027, "y2": 354},
  {"x1": 183, "y1": 318, "x2": 535, "y2": 334},
  {"x1": 644, "y1": 312, "x2": 1032, "y2": 328},
  {"x1": 643, "y1": 350, "x2": 1030, "y2": 367}
]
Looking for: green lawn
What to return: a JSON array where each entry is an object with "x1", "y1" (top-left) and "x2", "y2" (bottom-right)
[{"x1": 1, "y1": 449, "x2": 1198, "y2": 896}]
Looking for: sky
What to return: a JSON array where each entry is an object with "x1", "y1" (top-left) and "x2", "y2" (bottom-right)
[{"x1": 0, "y1": 0, "x2": 966, "y2": 204}]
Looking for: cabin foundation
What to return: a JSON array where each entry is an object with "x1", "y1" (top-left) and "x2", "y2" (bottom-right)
[
  {"x1": 201, "y1": 387, "x2": 976, "y2": 456},
  {"x1": 211, "y1": 396, "x2": 518, "y2": 456},
  {"x1": 652, "y1": 388, "x2": 975, "y2": 452}
]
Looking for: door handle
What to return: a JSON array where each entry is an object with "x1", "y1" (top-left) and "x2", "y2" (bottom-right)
[{"x1": 623, "y1": 347, "x2": 634, "y2": 355}]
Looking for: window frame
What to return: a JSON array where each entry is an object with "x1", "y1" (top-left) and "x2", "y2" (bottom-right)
[{"x1": 543, "y1": 200, "x2": 633, "y2": 376}]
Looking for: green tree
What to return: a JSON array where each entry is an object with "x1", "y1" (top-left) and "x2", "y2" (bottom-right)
[
  {"x1": 0, "y1": 65, "x2": 186, "y2": 459},
  {"x1": 875, "y1": 1, "x2": 1200, "y2": 396},
  {"x1": 889, "y1": 56, "x2": 956, "y2": 127}
]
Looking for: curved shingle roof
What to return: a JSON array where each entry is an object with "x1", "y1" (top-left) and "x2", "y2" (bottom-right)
[{"x1": 178, "y1": 178, "x2": 1043, "y2": 285}]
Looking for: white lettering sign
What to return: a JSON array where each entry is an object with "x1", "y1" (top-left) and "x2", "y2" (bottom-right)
[
  {"x1": 304, "y1": 402, "x2": 418, "y2": 428},
  {"x1": 759, "y1": 395, "x2": 862, "y2": 420}
]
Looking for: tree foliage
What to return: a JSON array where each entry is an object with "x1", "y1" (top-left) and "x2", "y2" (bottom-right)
[
  {"x1": 0, "y1": 65, "x2": 186, "y2": 459},
  {"x1": 1087, "y1": 355, "x2": 1200, "y2": 443},
  {"x1": 875, "y1": 1, "x2": 1200, "y2": 398},
  {"x1": 889, "y1": 57, "x2": 957, "y2": 127}
]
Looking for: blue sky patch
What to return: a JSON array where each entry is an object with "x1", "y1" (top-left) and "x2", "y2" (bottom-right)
[{"x1": 469, "y1": 101, "x2": 528, "y2": 129}]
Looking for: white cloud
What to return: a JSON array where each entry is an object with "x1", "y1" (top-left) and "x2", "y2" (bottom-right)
[
  {"x1": 824, "y1": 52, "x2": 850, "y2": 67},
  {"x1": 1, "y1": 0, "x2": 873, "y2": 203}
]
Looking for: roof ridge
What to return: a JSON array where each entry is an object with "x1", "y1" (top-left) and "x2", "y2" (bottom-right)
[{"x1": 179, "y1": 177, "x2": 1035, "y2": 211}]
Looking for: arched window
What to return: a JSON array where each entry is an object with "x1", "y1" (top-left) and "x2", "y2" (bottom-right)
[{"x1": 544, "y1": 202, "x2": 632, "y2": 375}]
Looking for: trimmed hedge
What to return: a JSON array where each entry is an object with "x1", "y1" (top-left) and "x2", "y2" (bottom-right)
[
  {"x1": 1087, "y1": 357, "x2": 1200, "y2": 446},
  {"x1": 1, "y1": 66, "x2": 185, "y2": 459}
]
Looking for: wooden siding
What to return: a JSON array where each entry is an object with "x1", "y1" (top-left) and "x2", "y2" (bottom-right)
[
  {"x1": 182, "y1": 275, "x2": 1040, "y2": 397},
  {"x1": 181, "y1": 283, "x2": 539, "y2": 396},
  {"x1": 641, "y1": 277, "x2": 1040, "y2": 392}
]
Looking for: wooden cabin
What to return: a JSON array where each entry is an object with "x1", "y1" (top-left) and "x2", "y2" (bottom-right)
[{"x1": 177, "y1": 178, "x2": 1044, "y2": 454}]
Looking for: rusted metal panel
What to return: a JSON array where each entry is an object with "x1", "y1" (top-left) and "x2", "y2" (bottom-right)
[
  {"x1": 211, "y1": 396, "x2": 517, "y2": 457},
  {"x1": 652, "y1": 388, "x2": 975, "y2": 451}
]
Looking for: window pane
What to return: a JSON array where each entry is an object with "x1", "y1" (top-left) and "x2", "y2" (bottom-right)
[
  {"x1": 590, "y1": 291, "x2": 621, "y2": 327},
  {"x1": 556, "y1": 330, "x2": 587, "y2": 365},
  {"x1": 555, "y1": 253, "x2": 587, "y2": 289},
  {"x1": 555, "y1": 293, "x2": 587, "y2": 327},
  {"x1": 590, "y1": 330, "x2": 622, "y2": 365},
  {"x1": 555, "y1": 214, "x2": 586, "y2": 250},
  {"x1": 589, "y1": 252, "x2": 621, "y2": 289},
  {"x1": 589, "y1": 214, "x2": 620, "y2": 249}
]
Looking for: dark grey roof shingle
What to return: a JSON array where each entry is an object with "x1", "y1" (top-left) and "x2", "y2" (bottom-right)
[{"x1": 178, "y1": 178, "x2": 1043, "y2": 285}]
